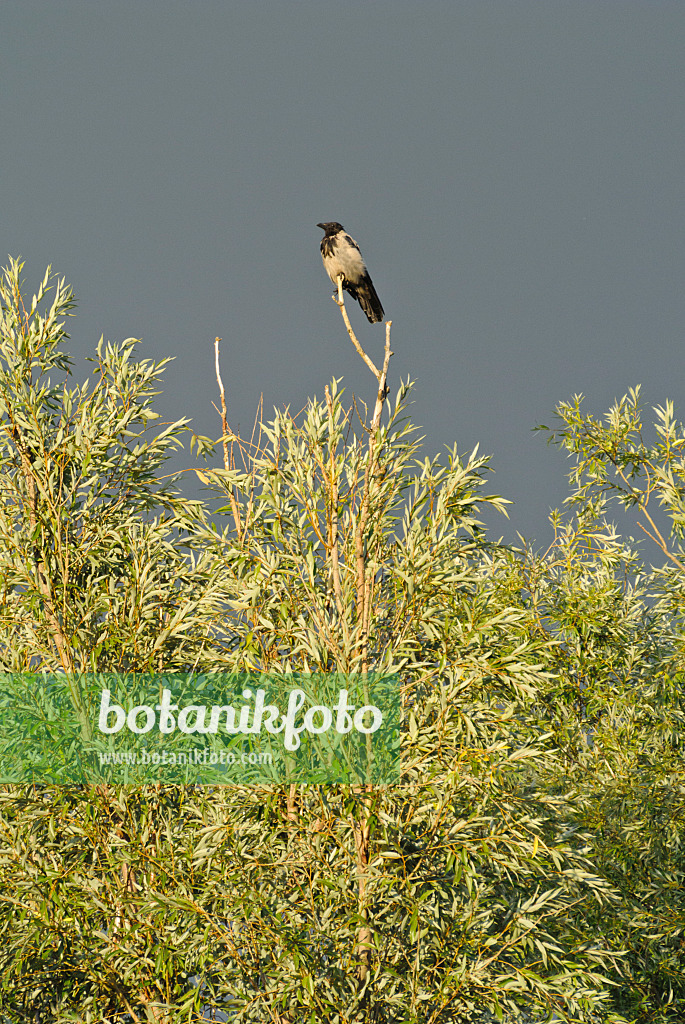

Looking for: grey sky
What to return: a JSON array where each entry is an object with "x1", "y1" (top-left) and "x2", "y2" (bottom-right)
[{"x1": 3, "y1": 0, "x2": 685, "y2": 546}]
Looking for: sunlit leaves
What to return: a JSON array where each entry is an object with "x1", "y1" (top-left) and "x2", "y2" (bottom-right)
[{"x1": 1, "y1": 263, "x2": 682, "y2": 1021}]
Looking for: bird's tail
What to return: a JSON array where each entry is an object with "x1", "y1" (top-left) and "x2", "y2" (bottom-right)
[{"x1": 354, "y1": 274, "x2": 385, "y2": 324}]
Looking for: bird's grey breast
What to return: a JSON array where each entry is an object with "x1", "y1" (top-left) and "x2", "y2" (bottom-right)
[{"x1": 321, "y1": 232, "x2": 366, "y2": 284}]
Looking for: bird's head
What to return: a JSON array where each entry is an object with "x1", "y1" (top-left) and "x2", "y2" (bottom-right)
[{"x1": 317, "y1": 222, "x2": 344, "y2": 235}]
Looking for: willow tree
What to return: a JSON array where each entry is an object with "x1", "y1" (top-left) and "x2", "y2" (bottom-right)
[
  {"x1": 512, "y1": 391, "x2": 685, "y2": 1023},
  {"x1": 0, "y1": 260, "x2": 235, "y2": 1023},
  {"x1": 182, "y1": 280, "x2": 625, "y2": 1023},
  {"x1": 0, "y1": 262, "x2": 627, "y2": 1023}
]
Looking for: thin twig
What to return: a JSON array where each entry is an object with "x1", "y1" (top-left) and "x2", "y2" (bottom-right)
[
  {"x1": 372, "y1": 324, "x2": 393, "y2": 430},
  {"x1": 325, "y1": 385, "x2": 345, "y2": 618},
  {"x1": 214, "y1": 337, "x2": 231, "y2": 471},
  {"x1": 334, "y1": 276, "x2": 382, "y2": 379},
  {"x1": 608, "y1": 451, "x2": 685, "y2": 574},
  {"x1": 248, "y1": 392, "x2": 265, "y2": 469},
  {"x1": 355, "y1": 327, "x2": 393, "y2": 672},
  {"x1": 330, "y1": 286, "x2": 393, "y2": 1008},
  {"x1": 214, "y1": 337, "x2": 243, "y2": 542}
]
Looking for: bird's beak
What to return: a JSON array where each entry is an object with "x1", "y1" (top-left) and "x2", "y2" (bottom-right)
[{"x1": 317, "y1": 223, "x2": 325, "y2": 229}]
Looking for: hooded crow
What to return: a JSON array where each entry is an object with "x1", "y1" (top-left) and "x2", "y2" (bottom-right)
[{"x1": 317, "y1": 222, "x2": 385, "y2": 323}]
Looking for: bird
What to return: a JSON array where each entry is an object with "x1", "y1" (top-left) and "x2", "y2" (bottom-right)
[{"x1": 317, "y1": 222, "x2": 385, "y2": 323}]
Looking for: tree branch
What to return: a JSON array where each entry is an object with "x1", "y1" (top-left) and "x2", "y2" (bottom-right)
[
  {"x1": 325, "y1": 384, "x2": 345, "y2": 619},
  {"x1": 214, "y1": 337, "x2": 243, "y2": 542},
  {"x1": 334, "y1": 276, "x2": 382, "y2": 379}
]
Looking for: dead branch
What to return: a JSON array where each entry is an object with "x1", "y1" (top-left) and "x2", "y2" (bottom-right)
[
  {"x1": 214, "y1": 337, "x2": 243, "y2": 542},
  {"x1": 334, "y1": 276, "x2": 382, "y2": 380},
  {"x1": 325, "y1": 384, "x2": 345, "y2": 619}
]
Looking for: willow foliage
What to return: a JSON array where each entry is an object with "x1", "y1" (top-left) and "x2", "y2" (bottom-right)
[{"x1": 0, "y1": 264, "x2": 680, "y2": 1023}]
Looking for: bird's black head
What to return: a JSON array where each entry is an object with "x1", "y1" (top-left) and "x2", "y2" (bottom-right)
[{"x1": 317, "y1": 222, "x2": 344, "y2": 235}]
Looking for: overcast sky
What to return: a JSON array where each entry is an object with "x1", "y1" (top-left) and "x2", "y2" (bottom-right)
[{"x1": 3, "y1": 0, "x2": 685, "y2": 548}]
